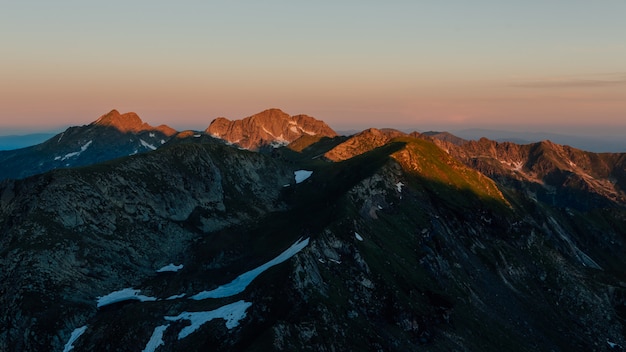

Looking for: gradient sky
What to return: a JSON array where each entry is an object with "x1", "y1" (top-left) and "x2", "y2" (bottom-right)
[{"x1": 1, "y1": 1, "x2": 625, "y2": 135}]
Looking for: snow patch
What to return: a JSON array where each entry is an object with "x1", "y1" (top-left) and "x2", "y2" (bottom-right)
[
  {"x1": 160, "y1": 139, "x2": 165, "y2": 144},
  {"x1": 395, "y1": 182, "x2": 404, "y2": 192},
  {"x1": 140, "y1": 139, "x2": 157, "y2": 150},
  {"x1": 97, "y1": 288, "x2": 157, "y2": 308},
  {"x1": 165, "y1": 293, "x2": 186, "y2": 300},
  {"x1": 289, "y1": 126, "x2": 299, "y2": 133},
  {"x1": 355, "y1": 232, "x2": 364, "y2": 241},
  {"x1": 298, "y1": 126, "x2": 317, "y2": 135},
  {"x1": 261, "y1": 126, "x2": 276, "y2": 138},
  {"x1": 59, "y1": 140, "x2": 93, "y2": 161},
  {"x1": 294, "y1": 170, "x2": 313, "y2": 184},
  {"x1": 270, "y1": 139, "x2": 289, "y2": 148},
  {"x1": 499, "y1": 159, "x2": 523, "y2": 171},
  {"x1": 63, "y1": 325, "x2": 87, "y2": 352},
  {"x1": 607, "y1": 340, "x2": 620, "y2": 349},
  {"x1": 157, "y1": 263, "x2": 184, "y2": 273},
  {"x1": 191, "y1": 238, "x2": 309, "y2": 300},
  {"x1": 149, "y1": 132, "x2": 155, "y2": 138},
  {"x1": 142, "y1": 324, "x2": 169, "y2": 352},
  {"x1": 165, "y1": 300, "x2": 252, "y2": 339}
]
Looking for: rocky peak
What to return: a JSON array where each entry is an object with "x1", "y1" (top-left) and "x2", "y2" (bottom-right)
[
  {"x1": 206, "y1": 108, "x2": 337, "y2": 150},
  {"x1": 93, "y1": 109, "x2": 176, "y2": 136},
  {"x1": 93, "y1": 110, "x2": 145, "y2": 132}
]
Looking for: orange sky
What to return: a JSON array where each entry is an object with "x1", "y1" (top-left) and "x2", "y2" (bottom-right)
[{"x1": 1, "y1": 1, "x2": 625, "y2": 135}]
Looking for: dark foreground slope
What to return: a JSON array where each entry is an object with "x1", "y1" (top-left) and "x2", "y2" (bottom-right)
[{"x1": 0, "y1": 134, "x2": 625, "y2": 351}]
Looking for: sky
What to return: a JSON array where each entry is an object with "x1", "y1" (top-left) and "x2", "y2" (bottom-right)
[{"x1": 1, "y1": 1, "x2": 625, "y2": 136}]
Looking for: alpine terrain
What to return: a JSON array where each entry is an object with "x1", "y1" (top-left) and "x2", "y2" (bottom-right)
[{"x1": 0, "y1": 109, "x2": 625, "y2": 351}]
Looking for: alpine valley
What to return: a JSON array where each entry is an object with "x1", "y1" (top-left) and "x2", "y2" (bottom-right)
[{"x1": 1, "y1": 109, "x2": 625, "y2": 351}]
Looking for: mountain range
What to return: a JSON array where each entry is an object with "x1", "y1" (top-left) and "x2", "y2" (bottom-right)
[{"x1": 0, "y1": 109, "x2": 625, "y2": 351}]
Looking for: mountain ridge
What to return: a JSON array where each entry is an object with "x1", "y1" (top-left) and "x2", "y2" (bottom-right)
[
  {"x1": 93, "y1": 109, "x2": 177, "y2": 136},
  {"x1": 1, "y1": 121, "x2": 626, "y2": 350},
  {"x1": 206, "y1": 108, "x2": 338, "y2": 150}
]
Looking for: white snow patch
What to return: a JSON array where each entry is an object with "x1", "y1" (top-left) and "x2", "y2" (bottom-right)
[
  {"x1": 607, "y1": 340, "x2": 620, "y2": 349},
  {"x1": 298, "y1": 126, "x2": 317, "y2": 135},
  {"x1": 59, "y1": 140, "x2": 93, "y2": 161},
  {"x1": 97, "y1": 288, "x2": 157, "y2": 308},
  {"x1": 261, "y1": 126, "x2": 276, "y2": 138},
  {"x1": 165, "y1": 300, "x2": 252, "y2": 339},
  {"x1": 80, "y1": 140, "x2": 93, "y2": 151},
  {"x1": 500, "y1": 159, "x2": 524, "y2": 171},
  {"x1": 140, "y1": 139, "x2": 157, "y2": 150},
  {"x1": 54, "y1": 156, "x2": 62, "y2": 160},
  {"x1": 165, "y1": 293, "x2": 186, "y2": 300},
  {"x1": 396, "y1": 182, "x2": 404, "y2": 192},
  {"x1": 160, "y1": 139, "x2": 166, "y2": 144},
  {"x1": 194, "y1": 134, "x2": 201, "y2": 138},
  {"x1": 191, "y1": 238, "x2": 309, "y2": 300},
  {"x1": 355, "y1": 232, "x2": 364, "y2": 241},
  {"x1": 289, "y1": 126, "x2": 299, "y2": 133},
  {"x1": 142, "y1": 324, "x2": 169, "y2": 352},
  {"x1": 63, "y1": 325, "x2": 87, "y2": 352},
  {"x1": 270, "y1": 139, "x2": 289, "y2": 148},
  {"x1": 294, "y1": 170, "x2": 313, "y2": 184},
  {"x1": 149, "y1": 132, "x2": 156, "y2": 138},
  {"x1": 157, "y1": 263, "x2": 184, "y2": 273}
]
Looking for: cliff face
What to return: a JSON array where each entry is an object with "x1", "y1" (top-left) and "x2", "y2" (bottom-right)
[
  {"x1": 1, "y1": 127, "x2": 625, "y2": 351},
  {"x1": 206, "y1": 108, "x2": 337, "y2": 150}
]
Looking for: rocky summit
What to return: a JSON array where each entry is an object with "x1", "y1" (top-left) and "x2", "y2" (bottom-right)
[
  {"x1": 206, "y1": 108, "x2": 337, "y2": 150},
  {"x1": 0, "y1": 110, "x2": 625, "y2": 351}
]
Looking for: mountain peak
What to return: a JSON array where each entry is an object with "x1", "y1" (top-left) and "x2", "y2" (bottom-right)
[
  {"x1": 92, "y1": 110, "x2": 176, "y2": 136},
  {"x1": 93, "y1": 110, "x2": 146, "y2": 133},
  {"x1": 206, "y1": 108, "x2": 337, "y2": 150}
]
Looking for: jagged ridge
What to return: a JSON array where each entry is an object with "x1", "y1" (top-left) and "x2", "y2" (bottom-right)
[{"x1": 206, "y1": 108, "x2": 337, "y2": 150}]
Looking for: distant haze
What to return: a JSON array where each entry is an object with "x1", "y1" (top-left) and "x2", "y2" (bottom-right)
[{"x1": 1, "y1": 1, "x2": 625, "y2": 138}]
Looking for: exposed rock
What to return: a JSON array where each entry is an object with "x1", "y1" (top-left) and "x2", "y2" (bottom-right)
[
  {"x1": 324, "y1": 128, "x2": 406, "y2": 161},
  {"x1": 206, "y1": 108, "x2": 337, "y2": 150}
]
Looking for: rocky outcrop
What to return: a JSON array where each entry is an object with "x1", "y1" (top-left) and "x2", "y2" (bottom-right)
[
  {"x1": 206, "y1": 108, "x2": 337, "y2": 150},
  {"x1": 323, "y1": 128, "x2": 406, "y2": 161},
  {"x1": 93, "y1": 109, "x2": 176, "y2": 136}
]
